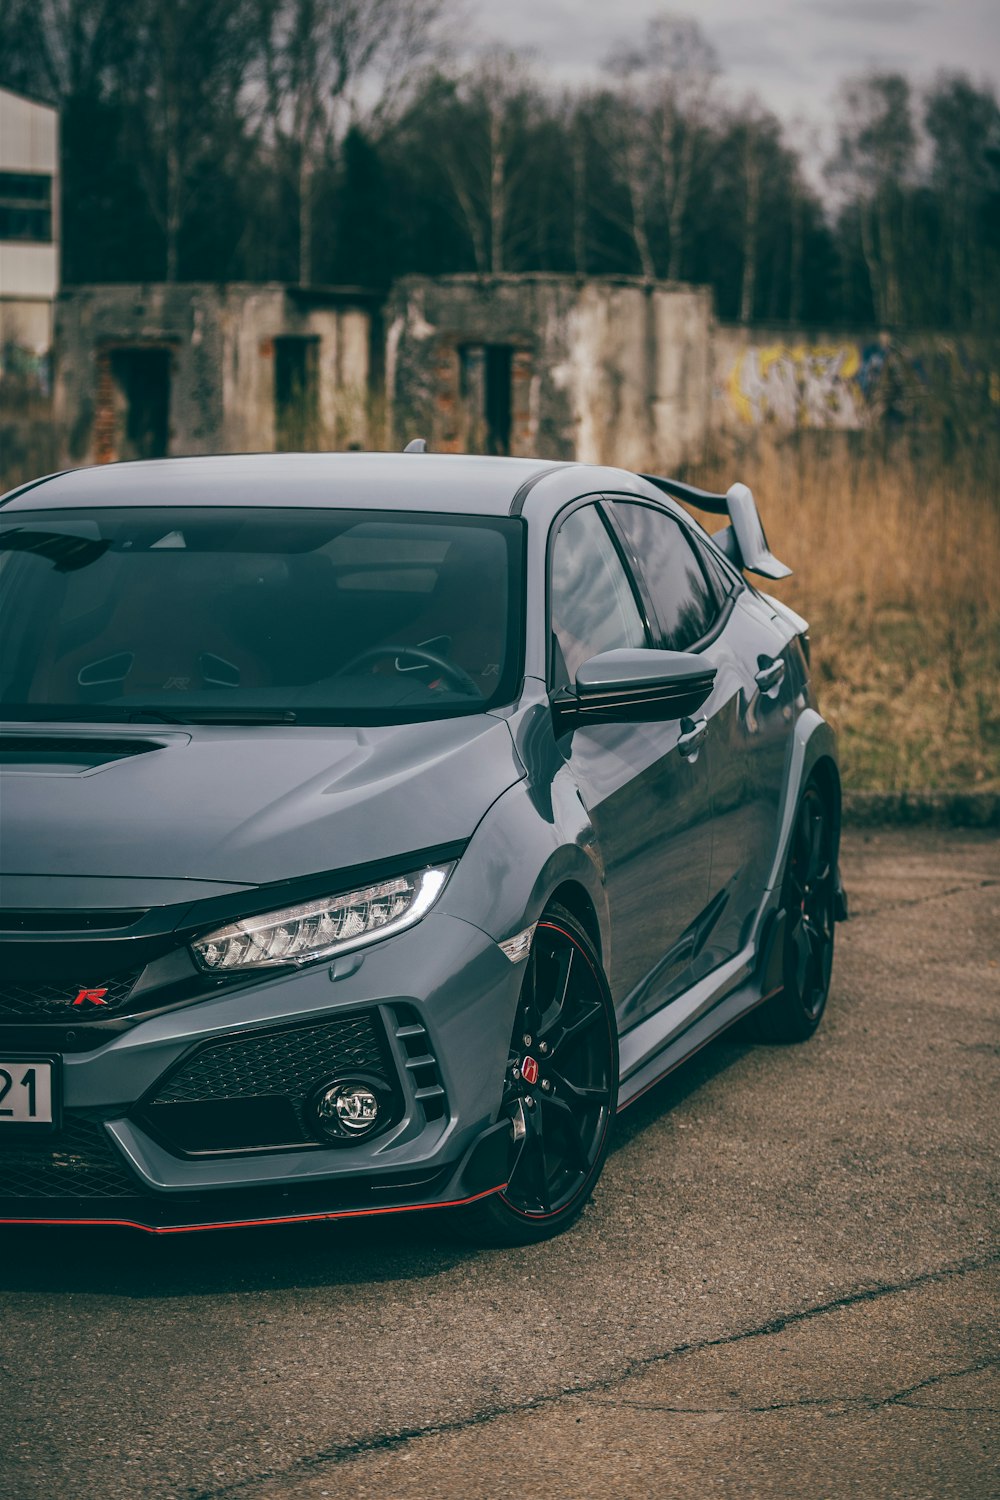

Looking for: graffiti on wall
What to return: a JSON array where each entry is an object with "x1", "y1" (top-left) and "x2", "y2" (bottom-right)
[
  {"x1": 726, "y1": 343, "x2": 866, "y2": 428},
  {"x1": 719, "y1": 335, "x2": 975, "y2": 430}
]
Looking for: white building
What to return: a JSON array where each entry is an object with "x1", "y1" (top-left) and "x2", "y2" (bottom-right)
[{"x1": 0, "y1": 86, "x2": 59, "y2": 391}]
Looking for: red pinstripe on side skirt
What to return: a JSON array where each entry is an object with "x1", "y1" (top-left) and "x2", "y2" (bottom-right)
[{"x1": 615, "y1": 986, "x2": 783, "y2": 1113}]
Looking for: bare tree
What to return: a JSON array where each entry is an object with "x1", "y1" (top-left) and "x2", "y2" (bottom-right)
[
  {"x1": 831, "y1": 73, "x2": 916, "y2": 323},
  {"x1": 925, "y1": 73, "x2": 1000, "y2": 326},
  {"x1": 434, "y1": 49, "x2": 543, "y2": 275},
  {"x1": 738, "y1": 121, "x2": 761, "y2": 322},
  {"x1": 256, "y1": 0, "x2": 445, "y2": 284},
  {"x1": 0, "y1": 0, "x2": 125, "y2": 100},
  {"x1": 599, "y1": 72, "x2": 656, "y2": 279},
  {"x1": 118, "y1": 0, "x2": 259, "y2": 281},
  {"x1": 605, "y1": 13, "x2": 718, "y2": 281},
  {"x1": 0, "y1": 0, "x2": 258, "y2": 281},
  {"x1": 730, "y1": 102, "x2": 785, "y2": 323},
  {"x1": 566, "y1": 96, "x2": 590, "y2": 276}
]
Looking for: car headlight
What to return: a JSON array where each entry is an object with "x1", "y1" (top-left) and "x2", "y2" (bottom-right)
[{"x1": 191, "y1": 865, "x2": 453, "y2": 972}]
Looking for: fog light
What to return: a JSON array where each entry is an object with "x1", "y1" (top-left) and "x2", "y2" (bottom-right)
[{"x1": 312, "y1": 1078, "x2": 385, "y2": 1141}]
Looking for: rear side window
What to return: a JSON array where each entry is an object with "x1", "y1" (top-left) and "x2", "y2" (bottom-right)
[
  {"x1": 612, "y1": 502, "x2": 719, "y2": 652},
  {"x1": 549, "y1": 504, "x2": 648, "y2": 684},
  {"x1": 691, "y1": 531, "x2": 739, "y2": 605}
]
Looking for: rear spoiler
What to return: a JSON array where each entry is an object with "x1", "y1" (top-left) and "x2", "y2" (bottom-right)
[{"x1": 639, "y1": 474, "x2": 791, "y2": 581}]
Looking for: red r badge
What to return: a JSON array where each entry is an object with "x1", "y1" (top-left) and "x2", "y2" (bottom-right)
[{"x1": 72, "y1": 987, "x2": 109, "y2": 1007}]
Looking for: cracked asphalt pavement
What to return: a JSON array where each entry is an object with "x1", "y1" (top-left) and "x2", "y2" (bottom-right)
[{"x1": 1, "y1": 828, "x2": 997, "y2": 1499}]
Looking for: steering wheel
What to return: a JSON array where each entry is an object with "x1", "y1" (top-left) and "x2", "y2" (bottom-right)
[{"x1": 334, "y1": 644, "x2": 481, "y2": 697}]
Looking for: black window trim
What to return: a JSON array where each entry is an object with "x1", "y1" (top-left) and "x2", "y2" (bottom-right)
[{"x1": 602, "y1": 494, "x2": 737, "y2": 655}]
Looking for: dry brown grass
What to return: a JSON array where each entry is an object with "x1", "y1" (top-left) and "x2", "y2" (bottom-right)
[{"x1": 689, "y1": 431, "x2": 1000, "y2": 792}]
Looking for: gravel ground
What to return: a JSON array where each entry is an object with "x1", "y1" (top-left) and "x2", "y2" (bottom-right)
[{"x1": 1, "y1": 828, "x2": 997, "y2": 1500}]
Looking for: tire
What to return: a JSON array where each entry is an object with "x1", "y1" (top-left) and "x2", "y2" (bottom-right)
[
  {"x1": 751, "y1": 779, "x2": 838, "y2": 1044},
  {"x1": 456, "y1": 904, "x2": 618, "y2": 1246}
]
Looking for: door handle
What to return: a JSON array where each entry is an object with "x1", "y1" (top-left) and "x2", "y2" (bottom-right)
[
  {"x1": 678, "y1": 715, "x2": 708, "y2": 759},
  {"x1": 755, "y1": 655, "x2": 786, "y2": 696}
]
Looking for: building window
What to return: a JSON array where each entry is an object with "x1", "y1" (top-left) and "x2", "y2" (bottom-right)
[{"x1": 0, "y1": 172, "x2": 53, "y2": 243}]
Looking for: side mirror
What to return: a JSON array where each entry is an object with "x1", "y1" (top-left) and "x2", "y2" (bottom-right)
[{"x1": 551, "y1": 648, "x2": 716, "y2": 731}]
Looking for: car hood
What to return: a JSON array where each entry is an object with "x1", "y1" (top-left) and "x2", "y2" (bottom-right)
[{"x1": 0, "y1": 716, "x2": 523, "y2": 891}]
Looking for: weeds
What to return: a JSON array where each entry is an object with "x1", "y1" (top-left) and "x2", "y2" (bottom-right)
[{"x1": 689, "y1": 431, "x2": 1000, "y2": 791}]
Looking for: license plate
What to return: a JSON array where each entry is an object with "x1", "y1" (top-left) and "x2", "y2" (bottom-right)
[{"x1": 0, "y1": 1057, "x2": 59, "y2": 1130}]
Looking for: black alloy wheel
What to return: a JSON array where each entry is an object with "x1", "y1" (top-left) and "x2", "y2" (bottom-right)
[
  {"x1": 753, "y1": 781, "x2": 837, "y2": 1043},
  {"x1": 458, "y1": 905, "x2": 617, "y2": 1245}
]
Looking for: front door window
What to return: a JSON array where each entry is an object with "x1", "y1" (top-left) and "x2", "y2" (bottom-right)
[{"x1": 549, "y1": 505, "x2": 648, "y2": 685}]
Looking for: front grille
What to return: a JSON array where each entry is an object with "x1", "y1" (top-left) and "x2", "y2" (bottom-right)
[
  {"x1": 141, "y1": 1012, "x2": 397, "y2": 1155},
  {"x1": 0, "y1": 1117, "x2": 137, "y2": 1198},
  {"x1": 0, "y1": 969, "x2": 143, "y2": 1021}
]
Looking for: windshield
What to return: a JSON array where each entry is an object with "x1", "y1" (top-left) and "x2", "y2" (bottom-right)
[{"x1": 0, "y1": 507, "x2": 524, "y2": 726}]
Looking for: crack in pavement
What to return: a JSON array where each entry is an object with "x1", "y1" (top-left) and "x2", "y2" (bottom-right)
[
  {"x1": 892, "y1": 1403, "x2": 999, "y2": 1413},
  {"x1": 847, "y1": 878, "x2": 998, "y2": 923},
  {"x1": 185, "y1": 1250, "x2": 1000, "y2": 1500},
  {"x1": 586, "y1": 1357, "x2": 1000, "y2": 1418},
  {"x1": 879, "y1": 1357, "x2": 1000, "y2": 1409}
]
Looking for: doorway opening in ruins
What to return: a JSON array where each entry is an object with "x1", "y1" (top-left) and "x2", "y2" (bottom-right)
[
  {"x1": 274, "y1": 336, "x2": 320, "y2": 450},
  {"x1": 483, "y1": 345, "x2": 513, "y2": 455},
  {"x1": 108, "y1": 347, "x2": 172, "y2": 460},
  {"x1": 459, "y1": 343, "x2": 515, "y2": 456}
]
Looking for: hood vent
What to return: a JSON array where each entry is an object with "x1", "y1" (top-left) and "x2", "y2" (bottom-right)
[
  {"x1": 0, "y1": 735, "x2": 165, "y2": 774},
  {"x1": 0, "y1": 909, "x2": 149, "y2": 934}
]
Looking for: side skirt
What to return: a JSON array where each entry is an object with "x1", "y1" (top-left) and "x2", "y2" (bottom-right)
[{"x1": 616, "y1": 909, "x2": 785, "y2": 1113}]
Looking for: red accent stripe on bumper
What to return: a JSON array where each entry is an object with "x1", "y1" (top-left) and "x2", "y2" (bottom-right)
[{"x1": 0, "y1": 1182, "x2": 507, "y2": 1234}]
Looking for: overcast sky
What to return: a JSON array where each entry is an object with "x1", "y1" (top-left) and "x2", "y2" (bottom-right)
[{"x1": 463, "y1": 0, "x2": 1000, "y2": 152}]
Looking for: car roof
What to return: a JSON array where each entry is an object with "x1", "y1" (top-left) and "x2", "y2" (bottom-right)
[{"x1": 0, "y1": 452, "x2": 570, "y2": 517}]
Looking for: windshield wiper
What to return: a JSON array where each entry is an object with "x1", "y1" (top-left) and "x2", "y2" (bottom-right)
[
  {"x1": 126, "y1": 707, "x2": 298, "y2": 726},
  {"x1": 125, "y1": 707, "x2": 188, "y2": 725}
]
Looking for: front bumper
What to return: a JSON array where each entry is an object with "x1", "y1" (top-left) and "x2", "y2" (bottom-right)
[{"x1": 0, "y1": 912, "x2": 522, "y2": 1231}]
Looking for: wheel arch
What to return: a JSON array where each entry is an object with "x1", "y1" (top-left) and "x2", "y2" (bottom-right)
[
  {"x1": 808, "y1": 753, "x2": 842, "y2": 832},
  {"x1": 545, "y1": 880, "x2": 603, "y2": 959},
  {"x1": 765, "y1": 709, "x2": 841, "y2": 897},
  {"x1": 437, "y1": 778, "x2": 611, "y2": 959}
]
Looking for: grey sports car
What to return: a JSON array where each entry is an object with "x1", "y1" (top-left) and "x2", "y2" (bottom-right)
[{"x1": 0, "y1": 451, "x2": 844, "y2": 1243}]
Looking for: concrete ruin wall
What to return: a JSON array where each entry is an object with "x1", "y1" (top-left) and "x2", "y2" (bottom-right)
[
  {"x1": 386, "y1": 275, "x2": 714, "y2": 470},
  {"x1": 55, "y1": 283, "x2": 373, "y2": 465},
  {"x1": 39, "y1": 277, "x2": 1000, "y2": 488}
]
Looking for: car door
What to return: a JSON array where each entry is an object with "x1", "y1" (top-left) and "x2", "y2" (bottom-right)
[
  {"x1": 614, "y1": 499, "x2": 796, "y2": 972},
  {"x1": 605, "y1": 498, "x2": 741, "y2": 995},
  {"x1": 549, "y1": 501, "x2": 713, "y2": 1027},
  {"x1": 697, "y1": 579, "x2": 803, "y2": 969}
]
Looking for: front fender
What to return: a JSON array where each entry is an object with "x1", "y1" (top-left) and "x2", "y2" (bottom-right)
[{"x1": 437, "y1": 766, "x2": 609, "y2": 958}]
